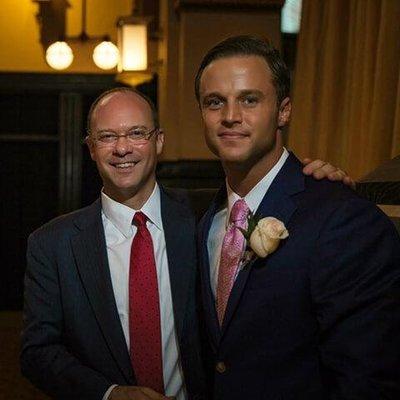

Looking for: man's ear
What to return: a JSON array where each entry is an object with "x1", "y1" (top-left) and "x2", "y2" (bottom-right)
[
  {"x1": 156, "y1": 130, "x2": 164, "y2": 156},
  {"x1": 85, "y1": 137, "x2": 96, "y2": 161},
  {"x1": 278, "y1": 97, "x2": 291, "y2": 129}
]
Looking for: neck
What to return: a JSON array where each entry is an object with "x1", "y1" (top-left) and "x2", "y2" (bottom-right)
[
  {"x1": 224, "y1": 145, "x2": 284, "y2": 197},
  {"x1": 104, "y1": 180, "x2": 156, "y2": 210}
]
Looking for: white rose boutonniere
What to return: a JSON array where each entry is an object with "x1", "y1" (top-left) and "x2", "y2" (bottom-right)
[
  {"x1": 249, "y1": 217, "x2": 289, "y2": 258},
  {"x1": 240, "y1": 212, "x2": 289, "y2": 259}
]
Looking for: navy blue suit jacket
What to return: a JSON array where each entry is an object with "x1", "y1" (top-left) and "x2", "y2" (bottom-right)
[
  {"x1": 198, "y1": 153, "x2": 400, "y2": 400},
  {"x1": 21, "y1": 187, "x2": 206, "y2": 400}
]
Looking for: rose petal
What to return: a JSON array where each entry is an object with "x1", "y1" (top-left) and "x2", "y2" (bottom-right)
[
  {"x1": 258, "y1": 217, "x2": 289, "y2": 239},
  {"x1": 249, "y1": 227, "x2": 269, "y2": 258}
]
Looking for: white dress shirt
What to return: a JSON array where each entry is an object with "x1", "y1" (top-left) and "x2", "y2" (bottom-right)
[
  {"x1": 101, "y1": 184, "x2": 186, "y2": 400},
  {"x1": 207, "y1": 148, "x2": 289, "y2": 296}
]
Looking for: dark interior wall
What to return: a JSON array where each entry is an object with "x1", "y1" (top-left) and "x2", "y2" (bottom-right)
[{"x1": 0, "y1": 73, "x2": 123, "y2": 309}]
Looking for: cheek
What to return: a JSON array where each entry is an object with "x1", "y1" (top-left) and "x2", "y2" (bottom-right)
[
  {"x1": 90, "y1": 148, "x2": 105, "y2": 163},
  {"x1": 139, "y1": 144, "x2": 158, "y2": 165},
  {"x1": 247, "y1": 110, "x2": 278, "y2": 132},
  {"x1": 202, "y1": 110, "x2": 219, "y2": 129}
]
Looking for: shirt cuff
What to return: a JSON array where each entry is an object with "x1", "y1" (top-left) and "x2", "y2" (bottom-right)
[{"x1": 102, "y1": 384, "x2": 118, "y2": 400}]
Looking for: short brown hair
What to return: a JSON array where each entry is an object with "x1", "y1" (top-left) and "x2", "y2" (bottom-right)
[{"x1": 195, "y1": 35, "x2": 290, "y2": 105}]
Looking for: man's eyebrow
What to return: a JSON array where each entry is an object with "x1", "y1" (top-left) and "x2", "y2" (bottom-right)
[
  {"x1": 96, "y1": 125, "x2": 147, "y2": 133},
  {"x1": 238, "y1": 89, "x2": 265, "y2": 97},
  {"x1": 201, "y1": 92, "x2": 225, "y2": 99},
  {"x1": 201, "y1": 89, "x2": 265, "y2": 99},
  {"x1": 127, "y1": 125, "x2": 148, "y2": 130}
]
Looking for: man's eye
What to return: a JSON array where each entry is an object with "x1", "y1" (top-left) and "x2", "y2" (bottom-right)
[
  {"x1": 242, "y1": 96, "x2": 259, "y2": 106},
  {"x1": 204, "y1": 98, "x2": 223, "y2": 109},
  {"x1": 98, "y1": 133, "x2": 116, "y2": 142},
  {"x1": 127, "y1": 130, "x2": 146, "y2": 139}
]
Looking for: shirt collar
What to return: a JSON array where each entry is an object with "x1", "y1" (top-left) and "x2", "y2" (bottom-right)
[
  {"x1": 101, "y1": 183, "x2": 163, "y2": 238},
  {"x1": 226, "y1": 148, "x2": 289, "y2": 219}
]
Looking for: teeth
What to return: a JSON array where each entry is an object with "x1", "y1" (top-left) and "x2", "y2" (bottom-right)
[{"x1": 115, "y1": 162, "x2": 135, "y2": 168}]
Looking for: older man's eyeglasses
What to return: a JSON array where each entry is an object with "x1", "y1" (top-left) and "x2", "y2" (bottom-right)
[{"x1": 87, "y1": 127, "x2": 159, "y2": 147}]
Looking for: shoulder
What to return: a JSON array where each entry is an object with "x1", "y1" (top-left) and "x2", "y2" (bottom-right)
[
  {"x1": 301, "y1": 176, "x2": 360, "y2": 205},
  {"x1": 28, "y1": 200, "x2": 100, "y2": 245},
  {"x1": 160, "y1": 186, "x2": 217, "y2": 221},
  {"x1": 300, "y1": 177, "x2": 399, "y2": 239}
]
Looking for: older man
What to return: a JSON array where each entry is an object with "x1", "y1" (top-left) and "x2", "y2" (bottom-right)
[{"x1": 21, "y1": 88, "x2": 206, "y2": 400}]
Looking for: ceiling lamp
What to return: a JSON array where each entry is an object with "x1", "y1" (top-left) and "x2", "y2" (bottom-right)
[
  {"x1": 93, "y1": 40, "x2": 119, "y2": 70},
  {"x1": 115, "y1": 0, "x2": 154, "y2": 86},
  {"x1": 45, "y1": 41, "x2": 74, "y2": 70},
  {"x1": 117, "y1": 16, "x2": 149, "y2": 72},
  {"x1": 45, "y1": 0, "x2": 119, "y2": 71}
]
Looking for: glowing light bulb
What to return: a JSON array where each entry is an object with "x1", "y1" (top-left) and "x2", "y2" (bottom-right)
[
  {"x1": 93, "y1": 41, "x2": 119, "y2": 70},
  {"x1": 46, "y1": 41, "x2": 74, "y2": 70}
]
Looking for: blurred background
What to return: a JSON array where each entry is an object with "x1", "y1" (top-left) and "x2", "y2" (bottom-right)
[{"x1": 0, "y1": 0, "x2": 399, "y2": 397}]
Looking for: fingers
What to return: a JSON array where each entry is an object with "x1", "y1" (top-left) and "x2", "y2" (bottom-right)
[
  {"x1": 327, "y1": 169, "x2": 356, "y2": 188},
  {"x1": 109, "y1": 385, "x2": 172, "y2": 400},
  {"x1": 139, "y1": 387, "x2": 173, "y2": 400},
  {"x1": 327, "y1": 168, "x2": 346, "y2": 181},
  {"x1": 302, "y1": 158, "x2": 356, "y2": 188},
  {"x1": 302, "y1": 159, "x2": 329, "y2": 178},
  {"x1": 343, "y1": 175, "x2": 356, "y2": 189}
]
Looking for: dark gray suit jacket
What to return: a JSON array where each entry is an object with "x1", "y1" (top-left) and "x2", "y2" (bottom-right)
[{"x1": 21, "y1": 187, "x2": 207, "y2": 400}]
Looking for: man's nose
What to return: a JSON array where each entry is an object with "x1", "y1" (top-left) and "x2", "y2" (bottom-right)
[
  {"x1": 222, "y1": 102, "x2": 242, "y2": 125},
  {"x1": 113, "y1": 135, "x2": 132, "y2": 155}
]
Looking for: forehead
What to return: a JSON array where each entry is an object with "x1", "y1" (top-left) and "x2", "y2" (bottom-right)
[
  {"x1": 91, "y1": 92, "x2": 153, "y2": 130},
  {"x1": 199, "y1": 55, "x2": 274, "y2": 96}
]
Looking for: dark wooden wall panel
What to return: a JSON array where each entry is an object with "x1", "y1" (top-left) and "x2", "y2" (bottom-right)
[{"x1": 1, "y1": 142, "x2": 58, "y2": 309}]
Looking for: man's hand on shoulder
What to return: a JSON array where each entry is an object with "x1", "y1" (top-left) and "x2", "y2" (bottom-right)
[
  {"x1": 302, "y1": 157, "x2": 356, "y2": 189},
  {"x1": 109, "y1": 386, "x2": 175, "y2": 400}
]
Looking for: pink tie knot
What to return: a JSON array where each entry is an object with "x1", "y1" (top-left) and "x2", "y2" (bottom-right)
[
  {"x1": 133, "y1": 211, "x2": 147, "y2": 227},
  {"x1": 229, "y1": 199, "x2": 249, "y2": 225}
]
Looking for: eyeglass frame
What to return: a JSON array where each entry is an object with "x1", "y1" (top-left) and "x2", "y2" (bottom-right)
[{"x1": 85, "y1": 126, "x2": 161, "y2": 146}]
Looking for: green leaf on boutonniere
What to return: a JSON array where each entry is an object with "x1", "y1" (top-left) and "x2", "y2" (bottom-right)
[{"x1": 238, "y1": 210, "x2": 261, "y2": 240}]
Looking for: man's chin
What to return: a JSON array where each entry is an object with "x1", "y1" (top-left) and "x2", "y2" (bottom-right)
[
  {"x1": 218, "y1": 149, "x2": 250, "y2": 165},
  {"x1": 103, "y1": 180, "x2": 139, "y2": 200}
]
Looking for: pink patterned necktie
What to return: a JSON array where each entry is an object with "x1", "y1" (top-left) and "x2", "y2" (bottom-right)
[
  {"x1": 129, "y1": 212, "x2": 164, "y2": 394},
  {"x1": 216, "y1": 199, "x2": 249, "y2": 326}
]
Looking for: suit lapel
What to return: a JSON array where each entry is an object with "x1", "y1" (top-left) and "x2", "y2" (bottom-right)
[
  {"x1": 198, "y1": 186, "x2": 227, "y2": 348},
  {"x1": 70, "y1": 199, "x2": 133, "y2": 383},
  {"x1": 160, "y1": 187, "x2": 196, "y2": 339},
  {"x1": 221, "y1": 153, "x2": 305, "y2": 336}
]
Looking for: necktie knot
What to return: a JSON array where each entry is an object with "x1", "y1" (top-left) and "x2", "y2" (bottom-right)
[
  {"x1": 229, "y1": 199, "x2": 249, "y2": 225},
  {"x1": 133, "y1": 211, "x2": 147, "y2": 227}
]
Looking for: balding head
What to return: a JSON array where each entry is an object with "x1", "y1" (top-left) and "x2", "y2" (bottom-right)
[{"x1": 87, "y1": 87, "x2": 159, "y2": 136}]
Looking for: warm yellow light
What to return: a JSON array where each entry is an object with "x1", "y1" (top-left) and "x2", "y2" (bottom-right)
[
  {"x1": 92, "y1": 41, "x2": 119, "y2": 70},
  {"x1": 45, "y1": 41, "x2": 74, "y2": 70},
  {"x1": 118, "y1": 23, "x2": 147, "y2": 71}
]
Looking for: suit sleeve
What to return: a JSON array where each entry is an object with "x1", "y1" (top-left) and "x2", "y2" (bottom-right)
[
  {"x1": 310, "y1": 199, "x2": 400, "y2": 400},
  {"x1": 21, "y1": 232, "x2": 112, "y2": 400}
]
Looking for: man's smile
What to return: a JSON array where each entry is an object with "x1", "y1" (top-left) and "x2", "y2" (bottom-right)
[
  {"x1": 218, "y1": 130, "x2": 249, "y2": 139},
  {"x1": 110, "y1": 161, "x2": 138, "y2": 169}
]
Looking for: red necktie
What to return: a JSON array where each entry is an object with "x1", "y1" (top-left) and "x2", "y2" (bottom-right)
[
  {"x1": 216, "y1": 199, "x2": 249, "y2": 326},
  {"x1": 129, "y1": 212, "x2": 164, "y2": 393}
]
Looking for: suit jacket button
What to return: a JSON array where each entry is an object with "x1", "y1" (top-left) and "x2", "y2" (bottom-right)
[{"x1": 215, "y1": 361, "x2": 226, "y2": 373}]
